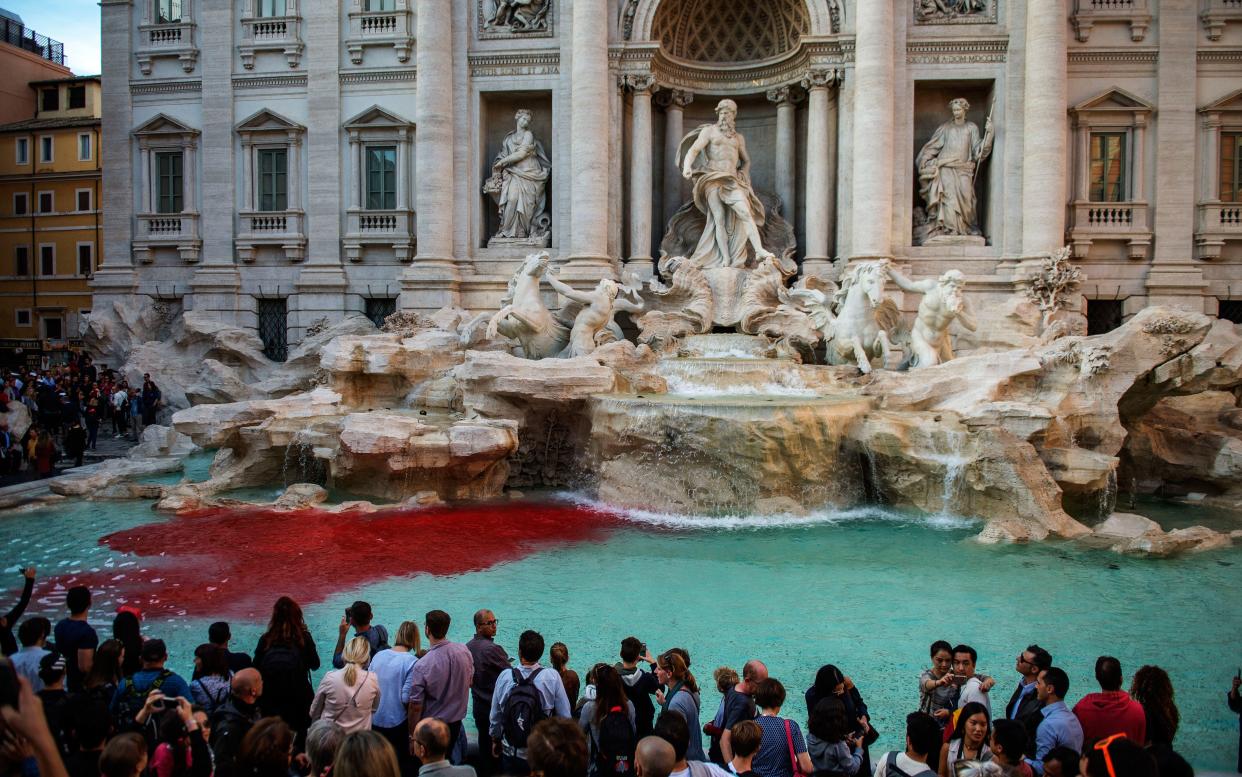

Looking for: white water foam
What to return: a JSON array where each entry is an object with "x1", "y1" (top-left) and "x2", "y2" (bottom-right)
[
  {"x1": 560, "y1": 493, "x2": 979, "y2": 532},
  {"x1": 687, "y1": 348, "x2": 765, "y2": 359},
  {"x1": 661, "y1": 374, "x2": 821, "y2": 398}
]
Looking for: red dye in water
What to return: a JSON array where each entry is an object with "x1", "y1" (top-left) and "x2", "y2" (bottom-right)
[{"x1": 46, "y1": 501, "x2": 620, "y2": 619}]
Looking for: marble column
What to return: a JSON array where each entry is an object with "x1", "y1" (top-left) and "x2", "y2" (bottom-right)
[
  {"x1": 349, "y1": 133, "x2": 361, "y2": 209},
  {"x1": 660, "y1": 89, "x2": 693, "y2": 228},
  {"x1": 95, "y1": 0, "x2": 137, "y2": 296},
  {"x1": 408, "y1": 0, "x2": 457, "y2": 281},
  {"x1": 627, "y1": 74, "x2": 656, "y2": 278},
  {"x1": 1020, "y1": 0, "x2": 1068, "y2": 256},
  {"x1": 1144, "y1": 0, "x2": 1204, "y2": 307},
  {"x1": 802, "y1": 70, "x2": 837, "y2": 276},
  {"x1": 767, "y1": 86, "x2": 798, "y2": 228},
  {"x1": 850, "y1": 0, "x2": 895, "y2": 260},
  {"x1": 564, "y1": 0, "x2": 612, "y2": 277}
]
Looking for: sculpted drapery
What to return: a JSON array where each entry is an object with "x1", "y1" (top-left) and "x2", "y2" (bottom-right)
[
  {"x1": 488, "y1": 110, "x2": 550, "y2": 240},
  {"x1": 916, "y1": 98, "x2": 994, "y2": 241}
]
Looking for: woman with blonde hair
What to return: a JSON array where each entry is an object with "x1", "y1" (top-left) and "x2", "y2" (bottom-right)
[
  {"x1": 655, "y1": 650, "x2": 706, "y2": 761},
  {"x1": 369, "y1": 620, "x2": 421, "y2": 775},
  {"x1": 333, "y1": 730, "x2": 401, "y2": 777},
  {"x1": 310, "y1": 635, "x2": 381, "y2": 733}
]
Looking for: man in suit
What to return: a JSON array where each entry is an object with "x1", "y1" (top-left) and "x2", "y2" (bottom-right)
[{"x1": 1006, "y1": 645, "x2": 1052, "y2": 757}]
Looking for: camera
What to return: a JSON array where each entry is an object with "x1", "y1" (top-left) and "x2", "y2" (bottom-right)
[{"x1": 150, "y1": 697, "x2": 168, "y2": 711}]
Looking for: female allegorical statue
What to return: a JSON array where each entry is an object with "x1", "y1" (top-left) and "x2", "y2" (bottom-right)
[
  {"x1": 485, "y1": 109, "x2": 551, "y2": 241},
  {"x1": 915, "y1": 97, "x2": 994, "y2": 243}
]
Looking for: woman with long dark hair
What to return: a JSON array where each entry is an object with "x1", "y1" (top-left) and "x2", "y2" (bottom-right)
[
  {"x1": 84, "y1": 639, "x2": 125, "y2": 705},
  {"x1": 578, "y1": 663, "x2": 637, "y2": 777},
  {"x1": 149, "y1": 699, "x2": 212, "y2": 777},
  {"x1": 253, "y1": 596, "x2": 321, "y2": 747},
  {"x1": 807, "y1": 696, "x2": 863, "y2": 777},
  {"x1": 551, "y1": 642, "x2": 581, "y2": 710},
  {"x1": 112, "y1": 612, "x2": 143, "y2": 678},
  {"x1": 938, "y1": 701, "x2": 991, "y2": 777},
  {"x1": 1130, "y1": 665, "x2": 1180, "y2": 746},
  {"x1": 805, "y1": 664, "x2": 875, "y2": 776},
  {"x1": 191, "y1": 643, "x2": 233, "y2": 715}
]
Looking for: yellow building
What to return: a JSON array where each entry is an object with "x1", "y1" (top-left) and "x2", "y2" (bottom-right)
[{"x1": 0, "y1": 75, "x2": 101, "y2": 365}]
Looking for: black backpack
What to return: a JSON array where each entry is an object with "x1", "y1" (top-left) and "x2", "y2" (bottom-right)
[
  {"x1": 502, "y1": 667, "x2": 547, "y2": 749},
  {"x1": 114, "y1": 669, "x2": 172, "y2": 723},
  {"x1": 594, "y1": 705, "x2": 636, "y2": 776},
  {"x1": 259, "y1": 645, "x2": 303, "y2": 679}
]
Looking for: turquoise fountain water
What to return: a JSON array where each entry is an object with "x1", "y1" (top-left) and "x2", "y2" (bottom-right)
[{"x1": 2, "y1": 492, "x2": 1240, "y2": 771}]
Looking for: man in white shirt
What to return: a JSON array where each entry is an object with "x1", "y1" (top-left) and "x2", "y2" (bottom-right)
[
  {"x1": 953, "y1": 644, "x2": 991, "y2": 716},
  {"x1": 873, "y1": 712, "x2": 940, "y2": 777}
]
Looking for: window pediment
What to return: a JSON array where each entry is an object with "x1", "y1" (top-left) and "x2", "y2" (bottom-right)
[
  {"x1": 1071, "y1": 87, "x2": 1153, "y2": 128},
  {"x1": 343, "y1": 105, "x2": 414, "y2": 130},
  {"x1": 235, "y1": 108, "x2": 306, "y2": 135},
  {"x1": 1201, "y1": 88, "x2": 1242, "y2": 118},
  {"x1": 133, "y1": 113, "x2": 200, "y2": 138}
]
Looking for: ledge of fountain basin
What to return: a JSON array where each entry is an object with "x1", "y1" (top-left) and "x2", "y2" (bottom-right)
[
  {"x1": 677, "y1": 333, "x2": 778, "y2": 359},
  {"x1": 653, "y1": 358, "x2": 864, "y2": 394},
  {"x1": 588, "y1": 392, "x2": 875, "y2": 412}
]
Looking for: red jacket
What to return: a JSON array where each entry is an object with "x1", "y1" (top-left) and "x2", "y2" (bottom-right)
[{"x1": 1073, "y1": 691, "x2": 1147, "y2": 744}]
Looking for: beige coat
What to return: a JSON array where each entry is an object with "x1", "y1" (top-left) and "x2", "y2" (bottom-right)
[{"x1": 309, "y1": 667, "x2": 381, "y2": 733}]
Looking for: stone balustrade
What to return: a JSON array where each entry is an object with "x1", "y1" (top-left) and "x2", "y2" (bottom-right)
[
  {"x1": 134, "y1": 212, "x2": 201, "y2": 264},
  {"x1": 345, "y1": 209, "x2": 415, "y2": 263},
  {"x1": 136, "y1": 20, "x2": 198, "y2": 74},
  {"x1": 1069, "y1": 200, "x2": 1152, "y2": 259},
  {"x1": 236, "y1": 210, "x2": 306, "y2": 263},
  {"x1": 1071, "y1": 0, "x2": 1151, "y2": 41},
  {"x1": 1202, "y1": 0, "x2": 1242, "y2": 40},
  {"x1": 1195, "y1": 202, "x2": 1242, "y2": 260},
  {"x1": 346, "y1": 7, "x2": 413, "y2": 64},
  {"x1": 240, "y1": 14, "x2": 303, "y2": 68}
]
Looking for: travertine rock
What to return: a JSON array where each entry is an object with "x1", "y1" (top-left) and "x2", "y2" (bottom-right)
[
  {"x1": 49, "y1": 457, "x2": 184, "y2": 498},
  {"x1": 1122, "y1": 391, "x2": 1242, "y2": 498},
  {"x1": 129, "y1": 425, "x2": 197, "y2": 460},
  {"x1": 274, "y1": 483, "x2": 329, "y2": 510}
]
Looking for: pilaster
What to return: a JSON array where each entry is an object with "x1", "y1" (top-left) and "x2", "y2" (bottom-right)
[{"x1": 850, "y1": 0, "x2": 895, "y2": 261}]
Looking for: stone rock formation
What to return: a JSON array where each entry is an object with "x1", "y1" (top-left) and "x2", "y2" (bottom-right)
[{"x1": 76, "y1": 297, "x2": 1241, "y2": 553}]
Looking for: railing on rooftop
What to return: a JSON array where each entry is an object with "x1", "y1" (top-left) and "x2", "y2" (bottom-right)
[{"x1": 0, "y1": 16, "x2": 65, "y2": 66}]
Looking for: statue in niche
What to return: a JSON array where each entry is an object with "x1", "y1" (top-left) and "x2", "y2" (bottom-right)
[
  {"x1": 679, "y1": 99, "x2": 777, "y2": 270},
  {"x1": 887, "y1": 267, "x2": 977, "y2": 368},
  {"x1": 546, "y1": 272, "x2": 645, "y2": 358},
  {"x1": 484, "y1": 109, "x2": 551, "y2": 246},
  {"x1": 914, "y1": 98, "x2": 994, "y2": 245},
  {"x1": 485, "y1": 0, "x2": 550, "y2": 33},
  {"x1": 915, "y1": 0, "x2": 990, "y2": 23}
]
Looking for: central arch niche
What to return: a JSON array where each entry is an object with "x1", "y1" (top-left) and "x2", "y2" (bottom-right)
[{"x1": 652, "y1": 0, "x2": 810, "y2": 64}]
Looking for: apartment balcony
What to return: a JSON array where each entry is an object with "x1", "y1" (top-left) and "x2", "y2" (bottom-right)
[
  {"x1": 1195, "y1": 202, "x2": 1242, "y2": 260},
  {"x1": 345, "y1": 8, "x2": 413, "y2": 65},
  {"x1": 1067, "y1": 201, "x2": 1152, "y2": 260},
  {"x1": 236, "y1": 210, "x2": 306, "y2": 263},
  {"x1": 0, "y1": 16, "x2": 65, "y2": 66},
  {"x1": 1202, "y1": 0, "x2": 1242, "y2": 41},
  {"x1": 344, "y1": 208, "x2": 415, "y2": 262},
  {"x1": 133, "y1": 212, "x2": 201, "y2": 263},
  {"x1": 135, "y1": 21, "x2": 198, "y2": 74},
  {"x1": 1071, "y1": 0, "x2": 1151, "y2": 42},
  {"x1": 239, "y1": 14, "x2": 303, "y2": 69}
]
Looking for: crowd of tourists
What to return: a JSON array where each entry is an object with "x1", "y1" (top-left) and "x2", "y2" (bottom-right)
[
  {"x1": 1, "y1": 568, "x2": 1239, "y2": 777},
  {"x1": 0, "y1": 353, "x2": 163, "y2": 480}
]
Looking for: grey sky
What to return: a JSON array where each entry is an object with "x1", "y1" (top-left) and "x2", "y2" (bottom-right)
[{"x1": 3, "y1": 1, "x2": 101, "y2": 75}]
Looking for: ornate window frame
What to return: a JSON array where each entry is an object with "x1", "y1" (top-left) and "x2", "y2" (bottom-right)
[
  {"x1": 1068, "y1": 87, "x2": 1154, "y2": 260},
  {"x1": 136, "y1": 0, "x2": 199, "y2": 75},
  {"x1": 235, "y1": 108, "x2": 306, "y2": 263},
  {"x1": 1196, "y1": 89, "x2": 1242, "y2": 260},
  {"x1": 132, "y1": 113, "x2": 201, "y2": 264},
  {"x1": 345, "y1": 0, "x2": 414, "y2": 65},
  {"x1": 343, "y1": 105, "x2": 415, "y2": 263},
  {"x1": 239, "y1": 0, "x2": 303, "y2": 69}
]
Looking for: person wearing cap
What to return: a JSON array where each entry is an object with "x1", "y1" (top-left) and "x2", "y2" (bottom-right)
[
  {"x1": 36, "y1": 651, "x2": 73, "y2": 753},
  {"x1": 110, "y1": 638, "x2": 193, "y2": 715},
  {"x1": 207, "y1": 621, "x2": 254, "y2": 674}
]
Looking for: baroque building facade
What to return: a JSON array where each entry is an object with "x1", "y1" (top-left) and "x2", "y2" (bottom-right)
[{"x1": 96, "y1": 0, "x2": 1242, "y2": 357}]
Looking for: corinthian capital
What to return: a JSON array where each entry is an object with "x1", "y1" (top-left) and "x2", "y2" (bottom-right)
[
  {"x1": 623, "y1": 73, "x2": 657, "y2": 94},
  {"x1": 800, "y1": 68, "x2": 840, "y2": 91},
  {"x1": 655, "y1": 88, "x2": 694, "y2": 110}
]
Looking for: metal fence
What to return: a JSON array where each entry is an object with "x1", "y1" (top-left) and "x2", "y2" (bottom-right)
[{"x1": 0, "y1": 17, "x2": 65, "y2": 66}]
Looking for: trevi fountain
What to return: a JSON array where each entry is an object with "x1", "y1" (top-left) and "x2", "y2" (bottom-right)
[{"x1": 6, "y1": 1, "x2": 1242, "y2": 768}]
